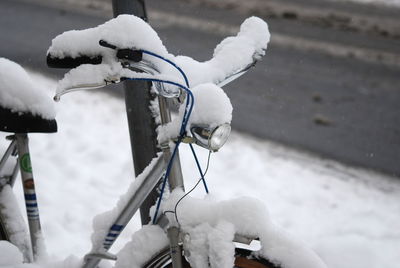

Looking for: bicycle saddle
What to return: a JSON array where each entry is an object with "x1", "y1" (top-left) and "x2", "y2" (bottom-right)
[
  {"x1": 0, "y1": 106, "x2": 57, "y2": 133},
  {"x1": 0, "y1": 58, "x2": 57, "y2": 133}
]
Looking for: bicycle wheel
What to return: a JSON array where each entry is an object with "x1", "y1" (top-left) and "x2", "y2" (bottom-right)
[
  {"x1": 143, "y1": 246, "x2": 280, "y2": 268},
  {"x1": 0, "y1": 212, "x2": 10, "y2": 240},
  {"x1": 0, "y1": 186, "x2": 13, "y2": 241}
]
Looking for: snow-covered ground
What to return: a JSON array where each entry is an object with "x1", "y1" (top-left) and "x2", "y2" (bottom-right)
[
  {"x1": 335, "y1": 0, "x2": 400, "y2": 6},
  {"x1": 1, "y1": 73, "x2": 400, "y2": 268}
]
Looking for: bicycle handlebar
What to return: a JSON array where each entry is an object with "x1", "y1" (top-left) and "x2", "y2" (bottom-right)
[
  {"x1": 47, "y1": 40, "x2": 143, "y2": 69},
  {"x1": 47, "y1": 15, "x2": 270, "y2": 99},
  {"x1": 47, "y1": 54, "x2": 102, "y2": 69}
]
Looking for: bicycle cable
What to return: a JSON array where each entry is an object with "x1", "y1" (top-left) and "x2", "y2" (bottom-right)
[
  {"x1": 141, "y1": 50, "x2": 190, "y2": 88},
  {"x1": 127, "y1": 51, "x2": 212, "y2": 223},
  {"x1": 173, "y1": 150, "x2": 212, "y2": 227},
  {"x1": 123, "y1": 77, "x2": 193, "y2": 224},
  {"x1": 141, "y1": 50, "x2": 210, "y2": 192}
]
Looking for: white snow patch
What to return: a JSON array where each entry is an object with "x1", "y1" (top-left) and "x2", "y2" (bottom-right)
[
  {"x1": 188, "y1": 84, "x2": 232, "y2": 128},
  {"x1": 90, "y1": 154, "x2": 162, "y2": 251},
  {"x1": 0, "y1": 58, "x2": 55, "y2": 119},
  {"x1": 162, "y1": 191, "x2": 326, "y2": 268},
  {"x1": 173, "y1": 16, "x2": 270, "y2": 86},
  {"x1": 332, "y1": 0, "x2": 400, "y2": 7},
  {"x1": 157, "y1": 83, "x2": 232, "y2": 142},
  {"x1": 47, "y1": 15, "x2": 167, "y2": 59},
  {"x1": 115, "y1": 225, "x2": 169, "y2": 268},
  {"x1": 0, "y1": 241, "x2": 24, "y2": 266}
]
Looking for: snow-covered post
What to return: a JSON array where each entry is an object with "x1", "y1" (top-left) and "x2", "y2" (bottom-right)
[{"x1": 112, "y1": 0, "x2": 158, "y2": 225}]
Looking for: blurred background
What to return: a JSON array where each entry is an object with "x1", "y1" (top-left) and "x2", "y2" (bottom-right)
[{"x1": 1, "y1": 0, "x2": 399, "y2": 178}]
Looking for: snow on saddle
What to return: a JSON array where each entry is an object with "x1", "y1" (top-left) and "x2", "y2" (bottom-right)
[{"x1": 0, "y1": 58, "x2": 57, "y2": 133}]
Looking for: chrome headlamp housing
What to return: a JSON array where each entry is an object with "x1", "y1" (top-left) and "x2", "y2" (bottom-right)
[{"x1": 190, "y1": 123, "x2": 231, "y2": 152}]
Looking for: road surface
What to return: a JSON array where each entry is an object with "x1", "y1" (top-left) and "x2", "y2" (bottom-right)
[{"x1": 1, "y1": 0, "x2": 399, "y2": 177}]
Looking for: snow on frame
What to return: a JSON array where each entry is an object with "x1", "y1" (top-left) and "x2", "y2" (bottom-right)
[{"x1": 89, "y1": 153, "x2": 162, "y2": 252}]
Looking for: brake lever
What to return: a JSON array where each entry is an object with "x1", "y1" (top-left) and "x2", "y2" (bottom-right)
[
  {"x1": 53, "y1": 77, "x2": 126, "y2": 102},
  {"x1": 99, "y1": 40, "x2": 143, "y2": 62},
  {"x1": 216, "y1": 60, "x2": 257, "y2": 87}
]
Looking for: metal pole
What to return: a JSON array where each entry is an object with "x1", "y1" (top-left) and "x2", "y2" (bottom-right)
[{"x1": 112, "y1": 0, "x2": 159, "y2": 225}]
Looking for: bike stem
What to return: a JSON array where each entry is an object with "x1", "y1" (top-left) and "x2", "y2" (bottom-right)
[{"x1": 158, "y1": 96, "x2": 184, "y2": 190}]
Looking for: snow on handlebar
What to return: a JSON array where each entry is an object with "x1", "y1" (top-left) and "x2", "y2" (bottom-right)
[{"x1": 47, "y1": 14, "x2": 270, "y2": 97}]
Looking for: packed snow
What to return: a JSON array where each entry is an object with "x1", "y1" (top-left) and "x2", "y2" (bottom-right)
[
  {"x1": 0, "y1": 58, "x2": 55, "y2": 119},
  {"x1": 1, "y1": 73, "x2": 399, "y2": 268},
  {"x1": 185, "y1": 83, "x2": 232, "y2": 129},
  {"x1": 160, "y1": 191, "x2": 327, "y2": 268}
]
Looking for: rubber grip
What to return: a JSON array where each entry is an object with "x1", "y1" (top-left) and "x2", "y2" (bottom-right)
[{"x1": 46, "y1": 54, "x2": 102, "y2": 69}]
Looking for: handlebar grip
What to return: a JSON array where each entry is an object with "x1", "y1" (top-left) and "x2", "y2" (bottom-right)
[{"x1": 47, "y1": 54, "x2": 102, "y2": 69}]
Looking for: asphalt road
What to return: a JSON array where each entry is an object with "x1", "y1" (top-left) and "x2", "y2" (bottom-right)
[{"x1": 1, "y1": 0, "x2": 399, "y2": 177}]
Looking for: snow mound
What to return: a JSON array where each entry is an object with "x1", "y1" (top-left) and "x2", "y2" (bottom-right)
[
  {"x1": 157, "y1": 83, "x2": 233, "y2": 143},
  {"x1": 47, "y1": 14, "x2": 168, "y2": 59},
  {"x1": 174, "y1": 16, "x2": 270, "y2": 86},
  {"x1": 0, "y1": 241, "x2": 24, "y2": 266},
  {"x1": 0, "y1": 58, "x2": 55, "y2": 119},
  {"x1": 115, "y1": 225, "x2": 169, "y2": 268},
  {"x1": 160, "y1": 191, "x2": 327, "y2": 268}
]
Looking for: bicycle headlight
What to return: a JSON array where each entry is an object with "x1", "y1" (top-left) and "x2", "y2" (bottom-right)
[{"x1": 190, "y1": 123, "x2": 231, "y2": 152}]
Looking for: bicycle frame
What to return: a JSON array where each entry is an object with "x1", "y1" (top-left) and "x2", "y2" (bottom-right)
[
  {"x1": 82, "y1": 61, "x2": 186, "y2": 268},
  {"x1": 0, "y1": 134, "x2": 43, "y2": 262},
  {"x1": 0, "y1": 97, "x2": 186, "y2": 268},
  {"x1": 0, "y1": 54, "x2": 257, "y2": 267}
]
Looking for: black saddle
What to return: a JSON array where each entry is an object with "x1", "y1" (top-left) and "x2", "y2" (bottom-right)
[{"x1": 0, "y1": 106, "x2": 57, "y2": 133}]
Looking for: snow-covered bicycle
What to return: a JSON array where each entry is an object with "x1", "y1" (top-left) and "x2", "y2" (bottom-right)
[{"x1": 0, "y1": 14, "x2": 327, "y2": 268}]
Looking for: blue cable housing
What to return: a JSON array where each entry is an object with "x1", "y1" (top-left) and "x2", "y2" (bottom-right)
[
  {"x1": 141, "y1": 50, "x2": 190, "y2": 88},
  {"x1": 189, "y1": 143, "x2": 209, "y2": 194},
  {"x1": 128, "y1": 50, "x2": 211, "y2": 223},
  {"x1": 124, "y1": 77, "x2": 193, "y2": 223}
]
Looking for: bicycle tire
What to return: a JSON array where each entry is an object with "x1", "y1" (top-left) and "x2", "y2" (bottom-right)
[
  {"x1": 0, "y1": 186, "x2": 12, "y2": 241},
  {"x1": 0, "y1": 212, "x2": 10, "y2": 240},
  {"x1": 143, "y1": 246, "x2": 280, "y2": 268}
]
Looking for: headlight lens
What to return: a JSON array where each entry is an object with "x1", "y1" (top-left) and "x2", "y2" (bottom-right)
[
  {"x1": 191, "y1": 123, "x2": 231, "y2": 152},
  {"x1": 209, "y1": 124, "x2": 231, "y2": 151}
]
